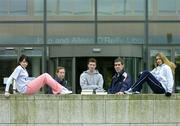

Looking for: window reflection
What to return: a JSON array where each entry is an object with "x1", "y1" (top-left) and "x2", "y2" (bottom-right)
[
  {"x1": 0, "y1": 0, "x2": 8, "y2": 15},
  {"x1": 59, "y1": 0, "x2": 72, "y2": 15},
  {"x1": 114, "y1": 0, "x2": 125, "y2": 15},
  {"x1": 47, "y1": 23, "x2": 94, "y2": 44},
  {"x1": 0, "y1": 0, "x2": 27, "y2": 16},
  {"x1": 149, "y1": 23, "x2": 180, "y2": 44},
  {"x1": 73, "y1": 0, "x2": 92, "y2": 15},
  {"x1": 158, "y1": 0, "x2": 176, "y2": 15},
  {"x1": 98, "y1": 23, "x2": 144, "y2": 44},
  {"x1": 0, "y1": 24, "x2": 43, "y2": 44},
  {"x1": 98, "y1": 0, "x2": 145, "y2": 16},
  {"x1": 34, "y1": 0, "x2": 43, "y2": 16},
  {"x1": 47, "y1": 0, "x2": 57, "y2": 15},
  {"x1": 98, "y1": 0, "x2": 112, "y2": 15},
  {"x1": 10, "y1": 0, "x2": 27, "y2": 15},
  {"x1": 134, "y1": 0, "x2": 144, "y2": 15}
]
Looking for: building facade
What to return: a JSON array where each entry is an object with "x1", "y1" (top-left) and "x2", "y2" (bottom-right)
[{"x1": 0, "y1": 0, "x2": 180, "y2": 93}]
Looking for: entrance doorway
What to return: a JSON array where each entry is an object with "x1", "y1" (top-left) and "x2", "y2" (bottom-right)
[{"x1": 76, "y1": 57, "x2": 142, "y2": 94}]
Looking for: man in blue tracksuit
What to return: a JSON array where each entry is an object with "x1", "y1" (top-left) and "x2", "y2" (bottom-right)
[{"x1": 108, "y1": 57, "x2": 132, "y2": 94}]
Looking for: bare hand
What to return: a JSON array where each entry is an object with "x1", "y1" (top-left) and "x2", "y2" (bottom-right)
[{"x1": 116, "y1": 92, "x2": 124, "y2": 95}]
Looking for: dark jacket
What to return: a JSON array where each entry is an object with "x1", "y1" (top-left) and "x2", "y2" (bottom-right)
[
  {"x1": 54, "y1": 75, "x2": 68, "y2": 88},
  {"x1": 108, "y1": 70, "x2": 131, "y2": 94},
  {"x1": 47, "y1": 75, "x2": 69, "y2": 94}
]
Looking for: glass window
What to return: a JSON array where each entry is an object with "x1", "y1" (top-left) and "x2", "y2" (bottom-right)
[
  {"x1": 134, "y1": 0, "x2": 145, "y2": 15},
  {"x1": 113, "y1": 0, "x2": 125, "y2": 15},
  {"x1": 21, "y1": 48, "x2": 43, "y2": 76},
  {"x1": 148, "y1": 0, "x2": 153, "y2": 16},
  {"x1": 0, "y1": 0, "x2": 8, "y2": 15},
  {"x1": 98, "y1": 0, "x2": 145, "y2": 18},
  {"x1": 178, "y1": 0, "x2": 180, "y2": 14},
  {"x1": 0, "y1": 0, "x2": 27, "y2": 16},
  {"x1": 98, "y1": 23, "x2": 144, "y2": 44},
  {"x1": 34, "y1": 0, "x2": 44, "y2": 16},
  {"x1": 0, "y1": 24, "x2": 43, "y2": 44},
  {"x1": 98, "y1": 0, "x2": 112, "y2": 16},
  {"x1": 59, "y1": 0, "x2": 73, "y2": 15},
  {"x1": 10, "y1": 0, "x2": 27, "y2": 15},
  {"x1": 122, "y1": 0, "x2": 145, "y2": 16},
  {"x1": 0, "y1": 48, "x2": 18, "y2": 92},
  {"x1": 47, "y1": 0, "x2": 57, "y2": 15},
  {"x1": 47, "y1": 23, "x2": 94, "y2": 44},
  {"x1": 73, "y1": 0, "x2": 93, "y2": 15},
  {"x1": 158, "y1": 0, "x2": 176, "y2": 15},
  {"x1": 149, "y1": 23, "x2": 180, "y2": 44},
  {"x1": 124, "y1": 57, "x2": 142, "y2": 83}
]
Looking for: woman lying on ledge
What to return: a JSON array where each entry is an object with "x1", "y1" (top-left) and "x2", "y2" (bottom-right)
[
  {"x1": 5, "y1": 54, "x2": 72, "y2": 97},
  {"x1": 124, "y1": 52, "x2": 176, "y2": 97}
]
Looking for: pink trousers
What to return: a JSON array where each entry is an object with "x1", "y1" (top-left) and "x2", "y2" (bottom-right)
[{"x1": 26, "y1": 73, "x2": 62, "y2": 94}]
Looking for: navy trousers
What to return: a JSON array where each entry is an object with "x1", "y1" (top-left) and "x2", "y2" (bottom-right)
[{"x1": 132, "y1": 70, "x2": 165, "y2": 94}]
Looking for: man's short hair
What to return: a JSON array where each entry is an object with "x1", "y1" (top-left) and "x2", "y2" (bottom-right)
[
  {"x1": 114, "y1": 57, "x2": 124, "y2": 65},
  {"x1": 88, "y1": 58, "x2": 97, "y2": 64},
  {"x1": 56, "y1": 66, "x2": 65, "y2": 73}
]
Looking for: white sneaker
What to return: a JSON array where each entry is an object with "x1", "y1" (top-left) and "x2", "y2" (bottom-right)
[
  {"x1": 13, "y1": 89, "x2": 17, "y2": 94},
  {"x1": 61, "y1": 87, "x2": 72, "y2": 94},
  {"x1": 124, "y1": 88, "x2": 133, "y2": 94},
  {"x1": 5, "y1": 92, "x2": 10, "y2": 97}
]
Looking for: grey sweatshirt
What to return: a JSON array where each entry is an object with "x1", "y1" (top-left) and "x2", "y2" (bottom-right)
[{"x1": 80, "y1": 70, "x2": 104, "y2": 90}]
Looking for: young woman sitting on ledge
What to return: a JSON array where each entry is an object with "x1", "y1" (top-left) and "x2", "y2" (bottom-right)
[
  {"x1": 5, "y1": 54, "x2": 72, "y2": 97},
  {"x1": 124, "y1": 52, "x2": 176, "y2": 97}
]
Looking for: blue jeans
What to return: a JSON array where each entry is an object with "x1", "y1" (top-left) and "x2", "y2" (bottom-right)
[{"x1": 132, "y1": 70, "x2": 165, "y2": 94}]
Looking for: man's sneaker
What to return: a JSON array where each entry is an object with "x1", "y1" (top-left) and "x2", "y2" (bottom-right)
[
  {"x1": 124, "y1": 90, "x2": 140, "y2": 94},
  {"x1": 61, "y1": 90, "x2": 72, "y2": 94},
  {"x1": 134, "y1": 91, "x2": 140, "y2": 94},
  {"x1": 13, "y1": 89, "x2": 18, "y2": 94},
  {"x1": 124, "y1": 88, "x2": 133, "y2": 94},
  {"x1": 61, "y1": 86, "x2": 72, "y2": 94}
]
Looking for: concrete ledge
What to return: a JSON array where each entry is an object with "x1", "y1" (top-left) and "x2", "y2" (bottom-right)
[{"x1": 0, "y1": 94, "x2": 179, "y2": 125}]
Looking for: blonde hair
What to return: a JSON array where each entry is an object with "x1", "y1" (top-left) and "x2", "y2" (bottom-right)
[{"x1": 155, "y1": 52, "x2": 176, "y2": 74}]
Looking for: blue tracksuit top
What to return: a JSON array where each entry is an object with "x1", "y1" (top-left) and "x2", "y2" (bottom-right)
[{"x1": 108, "y1": 70, "x2": 132, "y2": 94}]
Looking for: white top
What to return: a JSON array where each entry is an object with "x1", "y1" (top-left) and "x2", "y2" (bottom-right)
[
  {"x1": 5, "y1": 65, "x2": 30, "y2": 93},
  {"x1": 150, "y1": 64, "x2": 174, "y2": 93}
]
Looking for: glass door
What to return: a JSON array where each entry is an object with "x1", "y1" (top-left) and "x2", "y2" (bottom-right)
[
  {"x1": 0, "y1": 47, "x2": 18, "y2": 93},
  {"x1": 0, "y1": 47, "x2": 43, "y2": 93},
  {"x1": 75, "y1": 57, "x2": 142, "y2": 94},
  {"x1": 175, "y1": 50, "x2": 180, "y2": 92},
  {"x1": 20, "y1": 47, "x2": 43, "y2": 77}
]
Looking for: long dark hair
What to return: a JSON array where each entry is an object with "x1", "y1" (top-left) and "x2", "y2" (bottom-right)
[{"x1": 18, "y1": 54, "x2": 29, "y2": 65}]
